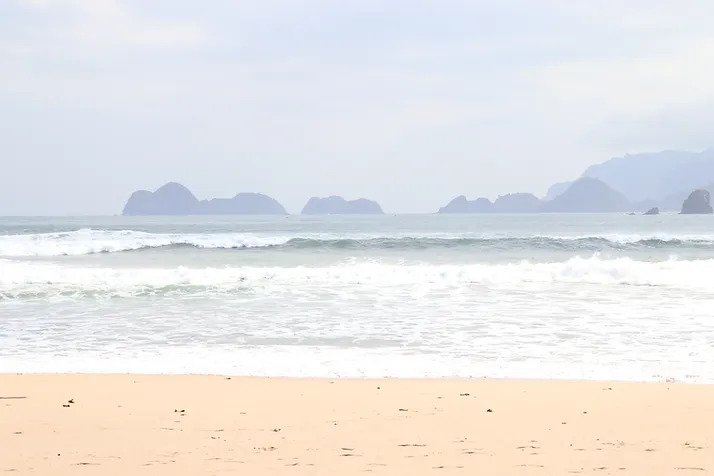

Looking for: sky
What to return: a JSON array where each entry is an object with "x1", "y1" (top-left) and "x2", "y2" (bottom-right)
[{"x1": 2, "y1": 0, "x2": 714, "y2": 215}]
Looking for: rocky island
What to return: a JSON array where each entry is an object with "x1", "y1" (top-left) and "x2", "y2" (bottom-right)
[
  {"x1": 123, "y1": 182, "x2": 200, "y2": 215},
  {"x1": 492, "y1": 193, "x2": 542, "y2": 213},
  {"x1": 301, "y1": 196, "x2": 383, "y2": 214},
  {"x1": 438, "y1": 193, "x2": 542, "y2": 213},
  {"x1": 122, "y1": 182, "x2": 287, "y2": 215},
  {"x1": 680, "y1": 189, "x2": 713, "y2": 214},
  {"x1": 438, "y1": 195, "x2": 493, "y2": 213}
]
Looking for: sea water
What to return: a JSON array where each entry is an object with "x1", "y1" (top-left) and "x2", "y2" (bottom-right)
[{"x1": 1, "y1": 213, "x2": 713, "y2": 382}]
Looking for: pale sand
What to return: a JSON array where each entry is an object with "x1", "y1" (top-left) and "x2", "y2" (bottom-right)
[{"x1": 1, "y1": 375, "x2": 713, "y2": 475}]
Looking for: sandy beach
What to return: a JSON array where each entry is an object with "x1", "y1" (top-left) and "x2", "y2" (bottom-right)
[{"x1": 1, "y1": 375, "x2": 712, "y2": 474}]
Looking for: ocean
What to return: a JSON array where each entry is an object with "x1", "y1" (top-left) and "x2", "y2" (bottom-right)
[{"x1": 1, "y1": 213, "x2": 713, "y2": 382}]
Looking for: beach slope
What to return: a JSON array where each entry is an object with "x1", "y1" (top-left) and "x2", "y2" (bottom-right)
[{"x1": 1, "y1": 375, "x2": 712, "y2": 474}]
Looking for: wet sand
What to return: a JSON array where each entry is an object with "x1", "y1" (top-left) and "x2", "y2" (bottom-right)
[{"x1": 1, "y1": 374, "x2": 713, "y2": 474}]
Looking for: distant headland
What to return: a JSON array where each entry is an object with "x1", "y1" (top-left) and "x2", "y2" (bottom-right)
[
  {"x1": 439, "y1": 148, "x2": 714, "y2": 214},
  {"x1": 122, "y1": 149, "x2": 714, "y2": 215},
  {"x1": 439, "y1": 177, "x2": 630, "y2": 213}
]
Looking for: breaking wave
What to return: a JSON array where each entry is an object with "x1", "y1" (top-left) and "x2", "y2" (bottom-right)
[
  {"x1": 3, "y1": 228, "x2": 714, "y2": 257},
  {"x1": 2, "y1": 255, "x2": 714, "y2": 299}
]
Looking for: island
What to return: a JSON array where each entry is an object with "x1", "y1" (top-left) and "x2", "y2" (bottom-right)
[
  {"x1": 301, "y1": 196, "x2": 383, "y2": 214},
  {"x1": 492, "y1": 193, "x2": 542, "y2": 213},
  {"x1": 438, "y1": 195, "x2": 493, "y2": 213},
  {"x1": 122, "y1": 182, "x2": 287, "y2": 215}
]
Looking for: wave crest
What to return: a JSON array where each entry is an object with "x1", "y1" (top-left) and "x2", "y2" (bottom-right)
[{"x1": 2, "y1": 228, "x2": 714, "y2": 256}]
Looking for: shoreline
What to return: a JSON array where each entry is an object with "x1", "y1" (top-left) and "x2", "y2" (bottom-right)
[
  {"x1": 3, "y1": 374, "x2": 713, "y2": 474},
  {"x1": 2, "y1": 371, "x2": 706, "y2": 384}
]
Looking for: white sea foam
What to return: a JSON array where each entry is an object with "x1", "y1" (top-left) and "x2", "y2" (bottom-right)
[
  {"x1": 0, "y1": 229, "x2": 292, "y2": 256},
  {"x1": 1, "y1": 346, "x2": 710, "y2": 383},
  {"x1": 3, "y1": 257, "x2": 714, "y2": 383},
  {"x1": 3, "y1": 218, "x2": 714, "y2": 382},
  {"x1": 2, "y1": 255, "x2": 714, "y2": 298}
]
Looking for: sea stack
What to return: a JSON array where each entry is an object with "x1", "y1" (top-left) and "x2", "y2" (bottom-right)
[
  {"x1": 122, "y1": 183, "x2": 287, "y2": 215},
  {"x1": 680, "y1": 189, "x2": 713, "y2": 214}
]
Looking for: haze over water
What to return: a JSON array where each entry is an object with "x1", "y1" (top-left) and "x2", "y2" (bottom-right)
[{"x1": 1, "y1": 214, "x2": 713, "y2": 382}]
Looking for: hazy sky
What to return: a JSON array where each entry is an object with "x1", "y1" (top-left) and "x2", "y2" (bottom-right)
[{"x1": 2, "y1": 0, "x2": 714, "y2": 214}]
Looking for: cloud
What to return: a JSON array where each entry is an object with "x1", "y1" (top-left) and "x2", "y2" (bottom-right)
[
  {"x1": 12, "y1": 0, "x2": 207, "y2": 49},
  {"x1": 546, "y1": 0, "x2": 714, "y2": 32},
  {"x1": 533, "y1": 33, "x2": 714, "y2": 155},
  {"x1": 539, "y1": 37, "x2": 714, "y2": 111},
  {"x1": 3, "y1": 0, "x2": 714, "y2": 213}
]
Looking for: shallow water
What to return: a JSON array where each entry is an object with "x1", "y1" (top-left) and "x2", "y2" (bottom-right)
[{"x1": 1, "y1": 213, "x2": 713, "y2": 382}]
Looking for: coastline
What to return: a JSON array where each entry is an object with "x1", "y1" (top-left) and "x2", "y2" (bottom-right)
[{"x1": 2, "y1": 374, "x2": 712, "y2": 474}]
